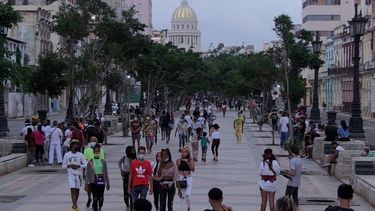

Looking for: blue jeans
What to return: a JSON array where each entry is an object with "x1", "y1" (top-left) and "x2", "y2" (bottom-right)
[
  {"x1": 280, "y1": 132, "x2": 288, "y2": 146},
  {"x1": 131, "y1": 185, "x2": 148, "y2": 205},
  {"x1": 178, "y1": 134, "x2": 185, "y2": 149}
]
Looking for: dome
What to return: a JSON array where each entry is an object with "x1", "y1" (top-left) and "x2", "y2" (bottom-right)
[{"x1": 172, "y1": 0, "x2": 197, "y2": 22}]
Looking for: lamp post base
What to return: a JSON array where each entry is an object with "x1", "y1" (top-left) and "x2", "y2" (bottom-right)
[
  {"x1": 349, "y1": 116, "x2": 365, "y2": 138},
  {"x1": 0, "y1": 115, "x2": 9, "y2": 137}
]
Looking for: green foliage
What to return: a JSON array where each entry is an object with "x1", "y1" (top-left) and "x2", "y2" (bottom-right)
[
  {"x1": 0, "y1": 3, "x2": 23, "y2": 28},
  {"x1": 0, "y1": 3, "x2": 23, "y2": 82},
  {"x1": 28, "y1": 53, "x2": 69, "y2": 97}
]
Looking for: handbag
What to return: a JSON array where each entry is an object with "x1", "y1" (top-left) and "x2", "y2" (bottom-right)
[
  {"x1": 63, "y1": 137, "x2": 72, "y2": 147},
  {"x1": 177, "y1": 180, "x2": 188, "y2": 189}
]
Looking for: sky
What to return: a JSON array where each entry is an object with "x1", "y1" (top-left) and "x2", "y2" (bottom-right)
[{"x1": 152, "y1": 0, "x2": 301, "y2": 51}]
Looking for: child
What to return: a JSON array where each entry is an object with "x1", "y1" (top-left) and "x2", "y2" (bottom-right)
[
  {"x1": 191, "y1": 128, "x2": 202, "y2": 161},
  {"x1": 201, "y1": 132, "x2": 210, "y2": 162}
]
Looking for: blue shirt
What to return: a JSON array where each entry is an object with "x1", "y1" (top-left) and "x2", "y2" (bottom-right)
[{"x1": 337, "y1": 127, "x2": 349, "y2": 138}]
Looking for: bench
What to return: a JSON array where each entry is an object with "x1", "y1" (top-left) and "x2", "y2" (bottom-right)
[
  {"x1": 351, "y1": 157, "x2": 375, "y2": 207},
  {"x1": 0, "y1": 153, "x2": 27, "y2": 176}
]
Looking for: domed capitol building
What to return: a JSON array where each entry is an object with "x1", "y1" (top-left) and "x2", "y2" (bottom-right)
[{"x1": 168, "y1": 0, "x2": 201, "y2": 52}]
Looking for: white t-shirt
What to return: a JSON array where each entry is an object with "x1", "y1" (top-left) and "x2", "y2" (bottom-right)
[
  {"x1": 279, "y1": 117, "x2": 289, "y2": 133},
  {"x1": 335, "y1": 146, "x2": 345, "y2": 152},
  {"x1": 258, "y1": 160, "x2": 281, "y2": 192},
  {"x1": 212, "y1": 131, "x2": 220, "y2": 139},
  {"x1": 50, "y1": 127, "x2": 63, "y2": 143},
  {"x1": 42, "y1": 125, "x2": 52, "y2": 140},
  {"x1": 20, "y1": 125, "x2": 35, "y2": 136},
  {"x1": 62, "y1": 151, "x2": 87, "y2": 176},
  {"x1": 184, "y1": 115, "x2": 192, "y2": 127}
]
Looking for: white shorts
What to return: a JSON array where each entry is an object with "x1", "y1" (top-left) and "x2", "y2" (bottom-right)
[{"x1": 68, "y1": 174, "x2": 82, "y2": 189}]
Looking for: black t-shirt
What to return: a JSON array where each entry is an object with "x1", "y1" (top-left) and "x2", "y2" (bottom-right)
[{"x1": 325, "y1": 206, "x2": 354, "y2": 211}]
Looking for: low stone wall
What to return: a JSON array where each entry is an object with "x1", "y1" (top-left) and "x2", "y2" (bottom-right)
[
  {"x1": 313, "y1": 138, "x2": 365, "y2": 165},
  {"x1": 351, "y1": 174, "x2": 375, "y2": 207},
  {"x1": 334, "y1": 150, "x2": 362, "y2": 180},
  {"x1": 0, "y1": 153, "x2": 27, "y2": 176},
  {"x1": 0, "y1": 139, "x2": 25, "y2": 157}
]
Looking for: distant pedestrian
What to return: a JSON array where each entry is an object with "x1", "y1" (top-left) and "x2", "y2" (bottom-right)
[
  {"x1": 258, "y1": 148, "x2": 281, "y2": 211},
  {"x1": 221, "y1": 102, "x2": 227, "y2": 118},
  {"x1": 204, "y1": 187, "x2": 233, "y2": 211},
  {"x1": 211, "y1": 124, "x2": 221, "y2": 162},
  {"x1": 25, "y1": 128, "x2": 36, "y2": 167},
  {"x1": 33, "y1": 125, "x2": 45, "y2": 163},
  {"x1": 201, "y1": 132, "x2": 210, "y2": 162},
  {"x1": 284, "y1": 146, "x2": 302, "y2": 206},
  {"x1": 323, "y1": 141, "x2": 345, "y2": 176},
  {"x1": 191, "y1": 128, "x2": 202, "y2": 161},
  {"x1": 42, "y1": 119, "x2": 51, "y2": 162},
  {"x1": 325, "y1": 184, "x2": 354, "y2": 211},
  {"x1": 130, "y1": 117, "x2": 142, "y2": 149},
  {"x1": 85, "y1": 144, "x2": 110, "y2": 211},
  {"x1": 233, "y1": 112, "x2": 245, "y2": 143},
  {"x1": 279, "y1": 112, "x2": 289, "y2": 147},
  {"x1": 62, "y1": 139, "x2": 87, "y2": 211},
  {"x1": 118, "y1": 146, "x2": 137, "y2": 209},
  {"x1": 270, "y1": 110, "x2": 279, "y2": 133},
  {"x1": 128, "y1": 146, "x2": 153, "y2": 207},
  {"x1": 143, "y1": 115, "x2": 157, "y2": 154},
  {"x1": 48, "y1": 121, "x2": 63, "y2": 165},
  {"x1": 337, "y1": 120, "x2": 350, "y2": 141},
  {"x1": 20, "y1": 119, "x2": 35, "y2": 136},
  {"x1": 175, "y1": 119, "x2": 188, "y2": 152}
]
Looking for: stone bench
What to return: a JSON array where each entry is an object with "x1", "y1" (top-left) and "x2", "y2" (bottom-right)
[
  {"x1": 350, "y1": 157, "x2": 375, "y2": 207},
  {"x1": 313, "y1": 138, "x2": 365, "y2": 165},
  {"x1": 0, "y1": 139, "x2": 25, "y2": 157},
  {"x1": 0, "y1": 153, "x2": 27, "y2": 176},
  {"x1": 334, "y1": 150, "x2": 363, "y2": 180}
]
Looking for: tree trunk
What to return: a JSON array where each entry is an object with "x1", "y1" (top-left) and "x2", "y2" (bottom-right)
[
  {"x1": 65, "y1": 86, "x2": 74, "y2": 122},
  {"x1": 285, "y1": 68, "x2": 294, "y2": 141}
]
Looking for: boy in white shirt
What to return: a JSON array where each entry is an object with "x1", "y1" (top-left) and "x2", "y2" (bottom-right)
[{"x1": 62, "y1": 139, "x2": 87, "y2": 211}]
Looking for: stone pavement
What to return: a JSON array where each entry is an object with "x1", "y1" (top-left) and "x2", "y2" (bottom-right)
[{"x1": 0, "y1": 111, "x2": 374, "y2": 211}]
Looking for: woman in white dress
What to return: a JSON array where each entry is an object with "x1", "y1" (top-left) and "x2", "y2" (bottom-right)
[{"x1": 258, "y1": 148, "x2": 281, "y2": 211}]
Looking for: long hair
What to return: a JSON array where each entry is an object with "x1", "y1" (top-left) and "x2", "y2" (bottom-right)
[
  {"x1": 161, "y1": 148, "x2": 173, "y2": 163},
  {"x1": 276, "y1": 195, "x2": 297, "y2": 211},
  {"x1": 263, "y1": 148, "x2": 277, "y2": 168},
  {"x1": 341, "y1": 120, "x2": 348, "y2": 130},
  {"x1": 182, "y1": 147, "x2": 191, "y2": 160}
]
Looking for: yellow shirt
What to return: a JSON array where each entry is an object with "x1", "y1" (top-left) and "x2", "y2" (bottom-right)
[{"x1": 234, "y1": 117, "x2": 244, "y2": 127}]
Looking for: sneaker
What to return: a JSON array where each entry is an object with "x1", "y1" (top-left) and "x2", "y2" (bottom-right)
[{"x1": 28, "y1": 164, "x2": 35, "y2": 167}]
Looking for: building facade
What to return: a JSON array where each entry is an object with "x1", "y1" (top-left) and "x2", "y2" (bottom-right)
[
  {"x1": 168, "y1": 0, "x2": 201, "y2": 52},
  {"x1": 124, "y1": 0, "x2": 152, "y2": 35}
]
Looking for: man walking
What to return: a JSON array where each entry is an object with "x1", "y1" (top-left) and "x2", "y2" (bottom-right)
[
  {"x1": 233, "y1": 113, "x2": 244, "y2": 143},
  {"x1": 48, "y1": 121, "x2": 63, "y2": 165},
  {"x1": 284, "y1": 146, "x2": 302, "y2": 206},
  {"x1": 278, "y1": 112, "x2": 289, "y2": 147},
  {"x1": 128, "y1": 146, "x2": 153, "y2": 210},
  {"x1": 130, "y1": 117, "x2": 142, "y2": 148}
]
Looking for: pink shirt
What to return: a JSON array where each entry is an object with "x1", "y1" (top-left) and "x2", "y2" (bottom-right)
[{"x1": 33, "y1": 131, "x2": 45, "y2": 146}]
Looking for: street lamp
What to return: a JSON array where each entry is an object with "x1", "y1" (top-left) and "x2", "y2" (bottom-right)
[
  {"x1": 310, "y1": 31, "x2": 322, "y2": 123},
  {"x1": 0, "y1": 25, "x2": 9, "y2": 137},
  {"x1": 348, "y1": 3, "x2": 367, "y2": 138}
]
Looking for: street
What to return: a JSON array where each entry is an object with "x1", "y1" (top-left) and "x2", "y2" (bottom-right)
[{"x1": 0, "y1": 110, "x2": 373, "y2": 210}]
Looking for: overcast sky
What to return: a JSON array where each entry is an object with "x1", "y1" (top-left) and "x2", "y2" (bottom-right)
[{"x1": 152, "y1": 0, "x2": 301, "y2": 51}]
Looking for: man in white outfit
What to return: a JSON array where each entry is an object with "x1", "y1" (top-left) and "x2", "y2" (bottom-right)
[
  {"x1": 42, "y1": 119, "x2": 52, "y2": 161},
  {"x1": 49, "y1": 121, "x2": 63, "y2": 164}
]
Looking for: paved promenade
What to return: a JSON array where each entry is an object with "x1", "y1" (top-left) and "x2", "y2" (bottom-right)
[{"x1": 0, "y1": 111, "x2": 374, "y2": 210}]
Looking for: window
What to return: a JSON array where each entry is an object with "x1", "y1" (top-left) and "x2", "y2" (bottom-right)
[
  {"x1": 303, "y1": 15, "x2": 341, "y2": 23},
  {"x1": 182, "y1": 24, "x2": 184, "y2": 29},
  {"x1": 177, "y1": 25, "x2": 179, "y2": 29},
  {"x1": 187, "y1": 24, "x2": 189, "y2": 29}
]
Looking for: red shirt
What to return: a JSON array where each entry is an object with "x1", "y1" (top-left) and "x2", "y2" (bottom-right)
[
  {"x1": 130, "y1": 159, "x2": 153, "y2": 188},
  {"x1": 33, "y1": 130, "x2": 45, "y2": 146}
]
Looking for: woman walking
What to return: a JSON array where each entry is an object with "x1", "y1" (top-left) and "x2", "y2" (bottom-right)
[
  {"x1": 118, "y1": 146, "x2": 137, "y2": 209},
  {"x1": 258, "y1": 148, "x2": 281, "y2": 211},
  {"x1": 191, "y1": 128, "x2": 202, "y2": 161},
  {"x1": 176, "y1": 147, "x2": 195, "y2": 211},
  {"x1": 85, "y1": 144, "x2": 110, "y2": 211},
  {"x1": 211, "y1": 124, "x2": 220, "y2": 162},
  {"x1": 158, "y1": 149, "x2": 179, "y2": 211},
  {"x1": 152, "y1": 152, "x2": 162, "y2": 211},
  {"x1": 33, "y1": 125, "x2": 45, "y2": 164}
]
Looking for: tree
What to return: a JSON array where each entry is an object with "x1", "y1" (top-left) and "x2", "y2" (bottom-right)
[{"x1": 270, "y1": 14, "x2": 315, "y2": 139}]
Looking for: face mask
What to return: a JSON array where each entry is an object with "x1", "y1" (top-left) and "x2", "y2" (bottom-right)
[
  {"x1": 88, "y1": 142, "x2": 96, "y2": 147},
  {"x1": 138, "y1": 154, "x2": 145, "y2": 160},
  {"x1": 164, "y1": 158, "x2": 169, "y2": 162}
]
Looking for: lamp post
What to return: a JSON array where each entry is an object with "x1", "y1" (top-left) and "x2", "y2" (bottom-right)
[
  {"x1": 0, "y1": 25, "x2": 9, "y2": 137},
  {"x1": 104, "y1": 85, "x2": 112, "y2": 115},
  {"x1": 348, "y1": 3, "x2": 367, "y2": 138},
  {"x1": 310, "y1": 31, "x2": 322, "y2": 123}
]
